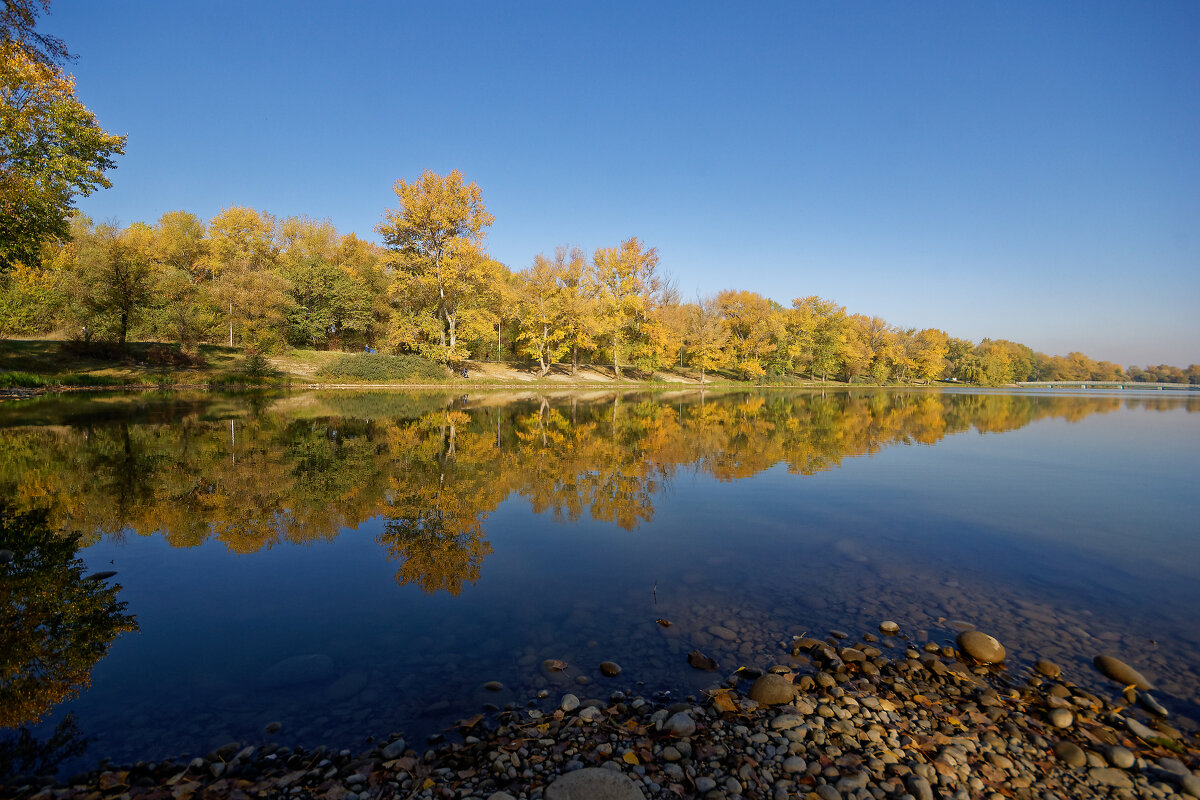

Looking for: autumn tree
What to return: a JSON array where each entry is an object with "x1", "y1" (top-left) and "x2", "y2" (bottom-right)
[
  {"x1": 145, "y1": 211, "x2": 211, "y2": 348},
  {"x1": 376, "y1": 170, "x2": 495, "y2": 361},
  {"x1": 0, "y1": 40, "x2": 124, "y2": 272},
  {"x1": 513, "y1": 251, "x2": 570, "y2": 375},
  {"x1": 202, "y1": 206, "x2": 291, "y2": 350},
  {"x1": 685, "y1": 295, "x2": 729, "y2": 382},
  {"x1": 593, "y1": 237, "x2": 659, "y2": 378}
]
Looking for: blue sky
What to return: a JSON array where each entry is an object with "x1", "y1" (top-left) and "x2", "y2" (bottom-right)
[{"x1": 48, "y1": 1, "x2": 1199, "y2": 365}]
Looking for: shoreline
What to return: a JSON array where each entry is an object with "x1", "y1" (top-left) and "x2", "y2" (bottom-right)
[{"x1": 6, "y1": 624, "x2": 1197, "y2": 800}]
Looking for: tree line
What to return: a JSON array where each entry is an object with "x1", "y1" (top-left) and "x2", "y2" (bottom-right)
[{"x1": 1, "y1": 170, "x2": 1194, "y2": 385}]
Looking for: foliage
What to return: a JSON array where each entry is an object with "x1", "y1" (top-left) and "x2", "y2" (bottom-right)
[
  {"x1": 315, "y1": 352, "x2": 447, "y2": 382},
  {"x1": 0, "y1": 41, "x2": 125, "y2": 272},
  {"x1": 377, "y1": 170, "x2": 495, "y2": 360}
]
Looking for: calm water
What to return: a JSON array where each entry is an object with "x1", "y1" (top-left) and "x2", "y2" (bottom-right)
[{"x1": 1, "y1": 388, "x2": 1198, "y2": 776}]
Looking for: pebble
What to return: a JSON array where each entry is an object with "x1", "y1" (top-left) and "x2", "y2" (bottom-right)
[
  {"x1": 1105, "y1": 745, "x2": 1135, "y2": 769},
  {"x1": 599, "y1": 661, "x2": 622, "y2": 677},
  {"x1": 1089, "y1": 767, "x2": 1134, "y2": 789},
  {"x1": 956, "y1": 630, "x2": 1006, "y2": 664},
  {"x1": 1047, "y1": 708, "x2": 1074, "y2": 728},
  {"x1": 879, "y1": 620, "x2": 899, "y2": 634},
  {"x1": 380, "y1": 738, "x2": 406, "y2": 760},
  {"x1": 1034, "y1": 659, "x2": 1062, "y2": 678},
  {"x1": 1054, "y1": 740, "x2": 1086, "y2": 767},
  {"x1": 560, "y1": 693, "x2": 580, "y2": 712},
  {"x1": 664, "y1": 711, "x2": 696, "y2": 737}
]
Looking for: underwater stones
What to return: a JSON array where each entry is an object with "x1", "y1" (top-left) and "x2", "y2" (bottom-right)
[
  {"x1": 599, "y1": 661, "x2": 622, "y2": 677},
  {"x1": 326, "y1": 670, "x2": 368, "y2": 701},
  {"x1": 259, "y1": 654, "x2": 334, "y2": 688},
  {"x1": 879, "y1": 620, "x2": 899, "y2": 635},
  {"x1": 956, "y1": 630, "x2": 1006, "y2": 664},
  {"x1": 1093, "y1": 655, "x2": 1154, "y2": 691}
]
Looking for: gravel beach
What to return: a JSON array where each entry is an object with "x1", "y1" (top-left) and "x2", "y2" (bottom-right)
[{"x1": 6, "y1": 623, "x2": 1197, "y2": 800}]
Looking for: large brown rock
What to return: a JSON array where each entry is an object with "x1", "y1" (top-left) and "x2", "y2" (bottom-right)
[
  {"x1": 1093, "y1": 655, "x2": 1154, "y2": 690},
  {"x1": 956, "y1": 630, "x2": 1006, "y2": 664},
  {"x1": 545, "y1": 768, "x2": 646, "y2": 800},
  {"x1": 748, "y1": 673, "x2": 796, "y2": 705}
]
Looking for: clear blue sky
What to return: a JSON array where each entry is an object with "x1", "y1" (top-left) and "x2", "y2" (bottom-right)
[{"x1": 48, "y1": 1, "x2": 1199, "y2": 366}]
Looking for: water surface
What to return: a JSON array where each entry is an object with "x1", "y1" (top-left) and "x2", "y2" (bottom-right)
[{"x1": 1, "y1": 388, "x2": 1197, "y2": 775}]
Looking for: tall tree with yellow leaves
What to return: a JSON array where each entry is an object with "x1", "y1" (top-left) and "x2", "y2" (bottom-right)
[{"x1": 376, "y1": 170, "x2": 495, "y2": 361}]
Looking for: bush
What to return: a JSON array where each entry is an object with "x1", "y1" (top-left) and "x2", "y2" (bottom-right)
[{"x1": 316, "y1": 353, "x2": 447, "y2": 382}]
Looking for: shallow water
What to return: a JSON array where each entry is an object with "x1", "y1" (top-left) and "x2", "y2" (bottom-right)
[{"x1": 1, "y1": 388, "x2": 1197, "y2": 776}]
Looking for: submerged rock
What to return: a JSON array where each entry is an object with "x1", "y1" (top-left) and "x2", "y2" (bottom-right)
[
  {"x1": 259, "y1": 654, "x2": 335, "y2": 688},
  {"x1": 599, "y1": 661, "x2": 622, "y2": 677},
  {"x1": 1093, "y1": 655, "x2": 1154, "y2": 690}
]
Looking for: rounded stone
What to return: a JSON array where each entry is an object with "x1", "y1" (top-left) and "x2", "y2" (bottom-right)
[
  {"x1": 560, "y1": 693, "x2": 580, "y2": 712},
  {"x1": 544, "y1": 767, "x2": 646, "y2": 800},
  {"x1": 599, "y1": 661, "x2": 622, "y2": 677},
  {"x1": 1034, "y1": 659, "x2": 1061, "y2": 679},
  {"x1": 1093, "y1": 655, "x2": 1153, "y2": 690},
  {"x1": 782, "y1": 756, "x2": 806, "y2": 774},
  {"x1": 483, "y1": 680, "x2": 505, "y2": 692},
  {"x1": 747, "y1": 673, "x2": 795, "y2": 705},
  {"x1": 879, "y1": 621, "x2": 899, "y2": 635},
  {"x1": 664, "y1": 711, "x2": 696, "y2": 737},
  {"x1": 955, "y1": 630, "x2": 1006, "y2": 664},
  {"x1": 1054, "y1": 740, "x2": 1086, "y2": 767},
  {"x1": 1047, "y1": 708, "x2": 1074, "y2": 728},
  {"x1": 1105, "y1": 745, "x2": 1135, "y2": 769}
]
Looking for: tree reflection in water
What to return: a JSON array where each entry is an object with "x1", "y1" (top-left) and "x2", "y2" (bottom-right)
[
  {"x1": 0, "y1": 390, "x2": 1178, "y2": 600},
  {"x1": 0, "y1": 503, "x2": 137, "y2": 778}
]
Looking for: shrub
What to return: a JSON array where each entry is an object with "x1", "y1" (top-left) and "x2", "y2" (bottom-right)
[{"x1": 316, "y1": 353, "x2": 447, "y2": 382}]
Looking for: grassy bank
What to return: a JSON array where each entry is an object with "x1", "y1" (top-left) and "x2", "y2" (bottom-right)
[{"x1": 1, "y1": 339, "x2": 928, "y2": 392}]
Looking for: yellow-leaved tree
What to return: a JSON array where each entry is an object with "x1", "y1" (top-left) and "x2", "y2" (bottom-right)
[
  {"x1": 0, "y1": 38, "x2": 125, "y2": 273},
  {"x1": 376, "y1": 169, "x2": 495, "y2": 362}
]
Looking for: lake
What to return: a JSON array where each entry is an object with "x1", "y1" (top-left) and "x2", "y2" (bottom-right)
[{"x1": 1, "y1": 387, "x2": 1197, "y2": 777}]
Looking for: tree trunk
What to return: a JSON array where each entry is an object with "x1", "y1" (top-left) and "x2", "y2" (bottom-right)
[
  {"x1": 571, "y1": 346, "x2": 578, "y2": 375},
  {"x1": 118, "y1": 311, "x2": 128, "y2": 346}
]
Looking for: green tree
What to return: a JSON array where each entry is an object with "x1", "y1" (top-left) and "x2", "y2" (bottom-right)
[{"x1": 66, "y1": 221, "x2": 153, "y2": 346}]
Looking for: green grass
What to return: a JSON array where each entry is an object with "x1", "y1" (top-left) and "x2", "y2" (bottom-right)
[{"x1": 315, "y1": 353, "x2": 448, "y2": 382}]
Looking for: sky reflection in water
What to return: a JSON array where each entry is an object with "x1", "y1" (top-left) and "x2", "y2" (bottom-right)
[{"x1": 0, "y1": 388, "x2": 1197, "y2": 775}]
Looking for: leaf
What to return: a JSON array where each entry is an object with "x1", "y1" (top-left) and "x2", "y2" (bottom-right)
[
  {"x1": 544, "y1": 659, "x2": 567, "y2": 672},
  {"x1": 422, "y1": 777, "x2": 435, "y2": 790},
  {"x1": 656, "y1": 618, "x2": 672, "y2": 627},
  {"x1": 622, "y1": 751, "x2": 639, "y2": 765},
  {"x1": 688, "y1": 650, "x2": 718, "y2": 671},
  {"x1": 709, "y1": 688, "x2": 738, "y2": 713},
  {"x1": 457, "y1": 713, "x2": 483, "y2": 730}
]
